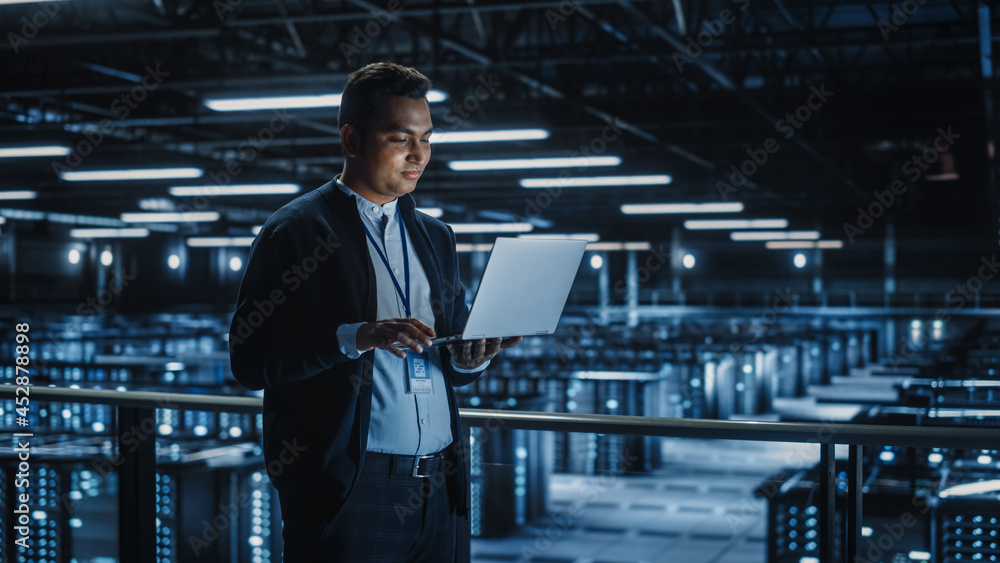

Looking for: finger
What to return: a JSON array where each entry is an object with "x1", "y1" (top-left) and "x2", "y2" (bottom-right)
[
  {"x1": 404, "y1": 318, "x2": 436, "y2": 338},
  {"x1": 484, "y1": 338, "x2": 502, "y2": 357},
  {"x1": 400, "y1": 319, "x2": 435, "y2": 346},
  {"x1": 500, "y1": 336, "x2": 523, "y2": 349},
  {"x1": 393, "y1": 330, "x2": 424, "y2": 354}
]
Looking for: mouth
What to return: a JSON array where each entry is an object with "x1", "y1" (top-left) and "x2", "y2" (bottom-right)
[{"x1": 403, "y1": 170, "x2": 421, "y2": 180}]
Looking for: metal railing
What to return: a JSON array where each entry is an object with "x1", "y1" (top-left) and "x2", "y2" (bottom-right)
[{"x1": 3, "y1": 384, "x2": 1000, "y2": 562}]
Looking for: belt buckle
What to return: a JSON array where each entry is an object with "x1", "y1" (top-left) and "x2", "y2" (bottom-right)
[{"x1": 412, "y1": 454, "x2": 436, "y2": 478}]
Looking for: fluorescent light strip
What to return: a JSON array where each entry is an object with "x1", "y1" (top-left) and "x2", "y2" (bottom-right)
[
  {"x1": 731, "y1": 230, "x2": 819, "y2": 241},
  {"x1": 522, "y1": 175, "x2": 671, "y2": 188},
  {"x1": 587, "y1": 242, "x2": 652, "y2": 251},
  {"x1": 457, "y1": 241, "x2": 650, "y2": 252},
  {"x1": 62, "y1": 168, "x2": 204, "y2": 181},
  {"x1": 939, "y1": 479, "x2": 1000, "y2": 498},
  {"x1": 205, "y1": 90, "x2": 447, "y2": 111},
  {"x1": 252, "y1": 225, "x2": 263, "y2": 235},
  {"x1": 450, "y1": 156, "x2": 620, "y2": 171},
  {"x1": 168, "y1": 184, "x2": 299, "y2": 196},
  {"x1": 70, "y1": 228, "x2": 150, "y2": 238},
  {"x1": 186, "y1": 237, "x2": 255, "y2": 247},
  {"x1": 417, "y1": 207, "x2": 443, "y2": 218},
  {"x1": 519, "y1": 233, "x2": 601, "y2": 242},
  {"x1": 456, "y1": 243, "x2": 496, "y2": 252},
  {"x1": 121, "y1": 212, "x2": 220, "y2": 223},
  {"x1": 0, "y1": 191, "x2": 37, "y2": 200},
  {"x1": 430, "y1": 129, "x2": 549, "y2": 144},
  {"x1": 0, "y1": 217, "x2": 6, "y2": 224},
  {"x1": 622, "y1": 202, "x2": 743, "y2": 214},
  {"x1": 449, "y1": 222, "x2": 534, "y2": 233},
  {"x1": 765, "y1": 240, "x2": 844, "y2": 249},
  {"x1": 686, "y1": 219, "x2": 787, "y2": 230},
  {"x1": 0, "y1": 146, "x2": 70, "y2": 158}
]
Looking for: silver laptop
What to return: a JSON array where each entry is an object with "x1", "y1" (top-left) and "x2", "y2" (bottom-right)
[{"x1": 404, "y1": 237, "x2": 588, "y2": 347}]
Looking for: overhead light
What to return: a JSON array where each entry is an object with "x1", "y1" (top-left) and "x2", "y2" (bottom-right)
[
  {"x1": 456, "y1": 243, "x2": 496, "y2": 252},
  {"x1": 167, "y1": 254, "x2": 181, "y2": 269},
  {"x1": 621, "y1": 202, "x2": 743, "y2": 214},
  {"x1": 121, "y1": 212, "x2": 219, "y2": 223},
  {"x1": 522, "y1": 175, "x2": 671, "y2": 188},
  {"x1": 186, "y1": 237, "x2": 255, "y2": 247},
  {"x1": 730, "y1": 230, "x2": 819, "y2": 241},
  {"x1": 68, "y1": 249, "x2": 81, "y2": 264},
  {"x1": 939, "y1": 479, "x2": 1000, "y2": 498},
  {"x1": 205, "y1": 89, "x2": 447, "y2": 111},
  {"x1": 765, "y1": 240, "x2": 843, "y2": 249},
  {"x1": 61, "y1": 168, "x2": 204, "y2": 181},
  {"x1": 927, "y1": 172, "x2": 959, "y2": 181},
  {"x1": 0, "y1": 146, "x2": 70, "y2": 158},
  {"x1": 794, "y1": 253, "x2": 807, "y2": 268},
  {"x1": 587, "y1": 242, "x2": 651, "y2": 251},
  {"x1": 519, "y1": 233, "x2": 600, "y2": 242},
  {"x1": 168, "y1": 184, "x2": 299, "y2": 196},
  {"x1": 448, "y1": 222, "x2": 534, "y2": 233},
  {"x1": 683, "y1": 254, "x2": 696, "y2": 269},
  {"x1": 417, "y1": 207, "x2": 443, "y2": 218},
  {"x1": 687, "y1": 219, "x2": 788, "y2": 230},
  {"x1": 0, "y1": 191, "x2": 37, "y2": 200},
  {"x1": 100, "y1": 250, "x2": 114, "y2": 266},
  {"x1": 70, "y1": 228, "x2": 150, "y2": 238},
  {"x1": 430, "y1": 129, "x2": 549, "y2": 143},
  {"x1": 450, "y1": 156, "x2": 620, "y2": 171},
  {"x1": 590, "y1": 255, "x2": 604, "y2": 269}
]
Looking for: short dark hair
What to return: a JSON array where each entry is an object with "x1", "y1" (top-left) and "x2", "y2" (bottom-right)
[{"x1": 338, "y1": 62, "x2": 431, "y2": 152}]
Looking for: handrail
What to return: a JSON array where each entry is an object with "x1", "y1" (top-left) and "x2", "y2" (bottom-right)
[{"x1": 2, "y1": 384, "x2": 999, "y2": 449}]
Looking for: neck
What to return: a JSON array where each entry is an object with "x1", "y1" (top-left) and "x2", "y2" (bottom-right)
[{"x1": 340, "y1": 169, "x2": 395, "y2": 206}]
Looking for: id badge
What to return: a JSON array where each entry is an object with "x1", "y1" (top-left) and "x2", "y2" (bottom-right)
[{"x1": 406, "y1": 350, "x2": 432, "y2": 394}]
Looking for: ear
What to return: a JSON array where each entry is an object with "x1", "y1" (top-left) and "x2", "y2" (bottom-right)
[{"x1": 340, "y1": 124, "x2": 361, "y2": 158}]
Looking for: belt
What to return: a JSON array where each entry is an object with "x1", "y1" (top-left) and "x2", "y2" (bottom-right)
[{"x1": 364, "y1": 449, "x2": 447, "y2": 478}]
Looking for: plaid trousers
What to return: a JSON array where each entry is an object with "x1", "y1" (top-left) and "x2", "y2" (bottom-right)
[{"x1": 281, "y1": 462, "x2": 458, "y2": 562}]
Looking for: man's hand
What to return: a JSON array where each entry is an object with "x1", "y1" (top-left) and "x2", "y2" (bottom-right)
[
  {"x1": 357, "y1": 318, "x2": 435, "y2": 358},
  {"x1": 448, "y1": 336, "x2": 522, "y2": 370}
]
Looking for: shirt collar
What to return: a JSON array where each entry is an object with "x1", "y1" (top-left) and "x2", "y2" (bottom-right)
[{"x1": 335, "y1": 174, "x2": 398, "y2": 223}]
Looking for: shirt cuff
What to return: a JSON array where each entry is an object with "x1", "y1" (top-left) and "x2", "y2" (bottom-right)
[
  {"x1": 451, "y1": 358, "x2": 490, "y2": 373},
  {"x1": 337, "y1": 322, "x2": 366, "y2": 359}
]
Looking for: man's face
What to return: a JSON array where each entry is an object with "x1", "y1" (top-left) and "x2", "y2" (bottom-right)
[{"x1": 347, "y1": 95, "x2": 433, "y2": 204}]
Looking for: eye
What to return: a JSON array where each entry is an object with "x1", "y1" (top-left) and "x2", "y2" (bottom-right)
[{"x1": 391, "y1": 138, "x2": 407, "y2": 143}]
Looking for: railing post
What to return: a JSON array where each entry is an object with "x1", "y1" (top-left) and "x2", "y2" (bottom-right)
[
  {"x1": 118, "y1": 406, "x2": 156, "y2": 563},
  {"x1": 819, "y1": 442, "x2": 836, "y2": 563},
  {"x1": 457, "y1": 424, "x2": 472, "y2": 563},
  {"x1": 847, "y1": 445, "x2": 863, "y2": 563}
]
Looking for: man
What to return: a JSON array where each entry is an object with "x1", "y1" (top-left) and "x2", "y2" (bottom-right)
[{"x1": 229, "y1": 62, "x2": 520, "y2": 562}]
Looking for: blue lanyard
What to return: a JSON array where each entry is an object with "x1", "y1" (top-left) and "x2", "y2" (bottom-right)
[{"x1": 362, "y1": 213, "x2": 411, "y2": 317}]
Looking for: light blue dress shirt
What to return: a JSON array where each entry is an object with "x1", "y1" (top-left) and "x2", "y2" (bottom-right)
[{"x1": 333, "y1": 177, "x2": 487, "y2": 455}]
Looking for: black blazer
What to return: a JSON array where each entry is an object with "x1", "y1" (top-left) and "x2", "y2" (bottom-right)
[{"x1": 229, "y1": 179, "x2": 484, "y2": 521}]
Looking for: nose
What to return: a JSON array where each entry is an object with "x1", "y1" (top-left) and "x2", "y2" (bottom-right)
[{"x1": 407, "y1": 139, "x2": 429, "y2": 166}]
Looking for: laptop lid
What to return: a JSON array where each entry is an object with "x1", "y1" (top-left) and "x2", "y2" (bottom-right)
[{"x1": 458, "y1": 237, "x2": 588, "y2": 340}]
